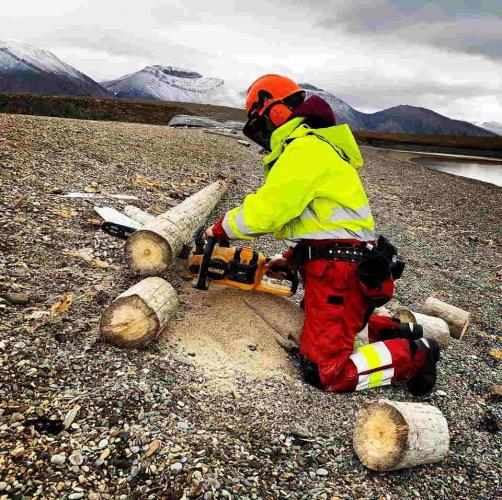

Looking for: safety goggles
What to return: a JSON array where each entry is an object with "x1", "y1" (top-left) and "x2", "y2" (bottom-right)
[{"x1": 243, "y1": 102, "x2": 283, "y2": 151}]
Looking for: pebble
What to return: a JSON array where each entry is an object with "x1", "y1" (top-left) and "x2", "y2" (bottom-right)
[
  {"x1": 436, "y1": 390, "x2": 447, "y2": 396},
  {"x1": 130, "y1": 445, "x2": 140, "y2": 454},
  {"x1": 69, "y1": 451, "x2": 84, "y2": 466},
  {"x1": 50, "y1": 454, "x2": 66, "y2": 465},
  {"x1": 2, "y1": 291, "x2": 29, "y2": 305},
  {"x1": 69, "y1": 493, "x2": 84, "y2": 500},
  {"x1": 0, "y1": 482, "x2": 7, "y2": 492},
  {"x1": 98, "y1": 438, "x2": 109, "y2": 449},
  {"x1": 170, "y1": 462, "x2": 183, "y2": 473},
  {"x1": 316, "y1": 468, "x2": 328, "y2": 476}
]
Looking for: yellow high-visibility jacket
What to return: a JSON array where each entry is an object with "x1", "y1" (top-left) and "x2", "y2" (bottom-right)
[{"x1": 222, "y1": 117, "x2": 375, "y2": 242}]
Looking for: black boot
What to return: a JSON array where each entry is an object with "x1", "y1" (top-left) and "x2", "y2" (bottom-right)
[
  {"x1": 380, "y1": 322, "x2": 423, "y2": 341},
  {"x1": 401, "y1": 323, "x2": 423, "y2": 341},
  {"x1": 407, "y1": 338, "x2": 440, "y2": 396}
]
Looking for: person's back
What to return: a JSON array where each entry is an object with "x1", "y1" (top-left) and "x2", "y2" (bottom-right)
[{"x1": 206, "y1": 74, "x2": 440, "y2": 395}]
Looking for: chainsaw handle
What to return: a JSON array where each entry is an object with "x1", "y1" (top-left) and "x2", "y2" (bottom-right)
[
  {"x1": 194, "y1": 236, "x2": 217, "y2": 290},
  {"x1": 265, "y1": 263, "x2": 299, "y2": 295}
]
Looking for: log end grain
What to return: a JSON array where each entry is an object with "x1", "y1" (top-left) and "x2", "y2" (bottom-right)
[
  {"x1": 124, "y1": 229, "x2": 173, "y2": 276},
  {"x1": 353, "y1": 400, "x2": 409, "y2": 471},
  {"x1": 100, "y1": 295, "x2": 160, "y2": 347}
]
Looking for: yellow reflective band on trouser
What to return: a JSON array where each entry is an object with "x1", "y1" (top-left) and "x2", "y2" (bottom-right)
[{"x1": 349, "y1": 341, "x2": 394, "y2": 391}]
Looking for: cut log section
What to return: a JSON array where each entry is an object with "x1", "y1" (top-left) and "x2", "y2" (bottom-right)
[
  {"x1": 395, "y1": 309, "x2": 451, "y2": 348},
  {"x1": 124, "y1": 180, "x2": 228, "y2": 275},
  {"x1": 423, "y1": 296, "x2": 471, "y2": 339},
  {"x1": 354, "y1": 399, "x2": 449, "y2": 471},
  {"x1": 100, "y1": 277, "x2": 179, "y2": 347},
  {"x1": 124, "y1": 205, "x2": 156, "y2": 226}
]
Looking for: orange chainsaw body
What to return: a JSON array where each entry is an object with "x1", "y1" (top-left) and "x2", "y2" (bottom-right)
[{"x1": 188, "y1": 244, "x2": 297, "y2": 297}]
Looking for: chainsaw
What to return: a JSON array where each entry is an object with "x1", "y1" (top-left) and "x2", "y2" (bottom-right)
[{"x1": 180, "y1": 229, "x2": 299, "y2": 297}]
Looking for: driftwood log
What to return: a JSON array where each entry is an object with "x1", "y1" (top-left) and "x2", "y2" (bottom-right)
[
  {"x1": 354, "y1": 399, "x2": 449, "y2": 471},
  {"x1": 100, "y1": 277, "x2": 179, "y2": 347},
  {"x1": 124, "y1": 205, "x2": 156, "y2": 226},
  {"x1": 124, "y1": 180, "x2": 227, "y2": 275},
  {"x1": 204, "y1": 129, "x2": 240, "y2": 139},
  {"x1": 395, "y1": 308, "x2": 451, "y2": 348},
  {"x1": 423, "y1": 296, "x2": 471, "y2": 339}
]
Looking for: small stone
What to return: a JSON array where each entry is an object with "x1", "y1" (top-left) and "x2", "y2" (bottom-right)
[
  {"x1": 289, "y1": 426, "x2": 310, "y2": 439},
  {"x1": 0, "y1": 482, "x2": 7, "y2": 492},
  {"x1": 2, "y1": 292, "x2": 29, "y2": 305},
  {"x1": 69, "y1": 451, "x2": 84, "y2": 466},
  {"x1": 94, "y1": 458, "x2": 104, "y2": 468},
  {"x1": 69, "y1": 493, "x2": 84, "y2": 500},
  {"x1": 146, "y1": 439, "x2": 161, "y2": 457},
  {"x1": 436, "y1": 390, "x2": 447, "y2": 396},
  {"x1": 98, "y1": 438, "x2": 109, "y2": 449},
  {"x1": 177, "y1": 421, "x2": 190, "y2": 431},
  {"x1": 170, "y1": 462, "x2": 183, "y2": 473},
  {"x1": 50, "y1": 454, "x2": 66, "y2": 465},
  {"x1": 100, "y1": 448, "x2": 111, "y2": 460},
  {"x1": 316, "y1": 468, "x2": 328, "y2": 476},
  {"x1": 130, "y1": 445, "x2": 140, "y2": 454}
]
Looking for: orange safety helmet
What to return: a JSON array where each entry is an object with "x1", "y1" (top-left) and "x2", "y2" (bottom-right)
[{"x1": 245, "y1": 74, "x2": 303, "y2": 127}]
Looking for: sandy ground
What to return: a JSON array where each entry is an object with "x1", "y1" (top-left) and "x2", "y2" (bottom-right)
[{"x1": 0, "y1": 113, "x2": 501, "y2": 499}]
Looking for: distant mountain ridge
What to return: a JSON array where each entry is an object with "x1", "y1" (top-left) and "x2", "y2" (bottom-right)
[
  {"x1": 0, "y1": 41, "x2": 496, "y2": 137},
  {"x1": 0, "y1": 40, "x2": 108, "y2": 97},
  {"x1": 102, "y1": 65, "x2": 240, "y2": 107},
  {"x1": 300, "y1": 83, "x2": 496, "y2": 137}
]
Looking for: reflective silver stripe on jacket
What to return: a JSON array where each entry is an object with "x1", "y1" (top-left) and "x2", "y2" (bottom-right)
[
  {"x1": 330, "y1": 204, "x2": 372, "y2": 222},
  {"x1": 233, "y1": 207, "x2": 251, "y2": 235},
  {"x1": 289, "y1": 227, "x2": 375, "y2": 242}
]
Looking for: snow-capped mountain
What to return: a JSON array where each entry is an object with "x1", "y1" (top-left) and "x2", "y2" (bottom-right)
[
  {"x1": 102, "y1": 65, "x2": 241, "y2": 107},
  {"x1": 301, "y1": 83, "x2": 495, "y2": 137},
  {"x1": 0, "y1": 40, "x2": 108, "y2": 97}
]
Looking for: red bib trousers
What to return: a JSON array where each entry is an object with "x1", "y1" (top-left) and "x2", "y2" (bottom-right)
[{"x1": 299, "y1": 258, "x2": 425, "y2": 392}]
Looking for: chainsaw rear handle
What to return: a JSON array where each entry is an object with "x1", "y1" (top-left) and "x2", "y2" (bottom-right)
[{"x1": 265, "y1": 261, "x2": 299, "y2": 294}]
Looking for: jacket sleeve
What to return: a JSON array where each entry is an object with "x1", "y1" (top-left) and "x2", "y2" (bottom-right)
[{"x1": 221, "y1": 137, "x2": 326, "y2": 240}]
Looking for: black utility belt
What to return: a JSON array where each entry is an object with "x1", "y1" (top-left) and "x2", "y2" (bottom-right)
[{"x1": 295, "y1": 243, "x2": 368, "y2": 263}]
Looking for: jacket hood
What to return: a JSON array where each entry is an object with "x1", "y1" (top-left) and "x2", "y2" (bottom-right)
[
  {"x1": 264, "y1": 118, "x2": 364, "y2": 171},
  {"x1": 291, "y1": 95, "x2": 336, "y2": 128}
]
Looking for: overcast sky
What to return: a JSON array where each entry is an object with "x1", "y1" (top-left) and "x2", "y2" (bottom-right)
[{"x1": 2, "y1": 0, "x2": 501, "y2": 123}]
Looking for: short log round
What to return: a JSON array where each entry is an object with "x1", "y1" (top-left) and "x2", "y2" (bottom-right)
[
  {"x1": 100, "y1": 277, "x2": 178, "y2": 348},
  {"x1": 353, "y1": 399, "x2": 449, "y2": 471}
]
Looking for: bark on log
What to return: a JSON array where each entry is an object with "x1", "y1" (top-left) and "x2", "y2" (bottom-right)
[
  {"x1": 100, "y1": 277, "x2": 179, "y2": 347},
  {"x1": 124, "y1": 205, "x2": 156, "y2": 226},
  {"x1": 124, "y1": 180, "x2": 228, "y2": 275},
  {"x1": 354, "y1": 399, "x2": 449, "y2": 471},
  {"x1": 395, "y1": 308, "x2": 451, "y2": 348},
  {"x1": 423, "y1": 296, "x2": 471, "y2": 339}
]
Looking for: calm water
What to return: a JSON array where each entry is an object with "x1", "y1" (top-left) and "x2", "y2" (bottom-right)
[{"x1": 412, "y1": 156, "x2": 502, "y2": 187}]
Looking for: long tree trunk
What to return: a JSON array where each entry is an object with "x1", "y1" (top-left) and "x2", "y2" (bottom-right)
[
  {"x1": 124, "y1": 180, "x2": 228, "y2": 275},
  {"x1": 354, "y1": 399, "x2": 449, "y2": 471},
  {"x1": 123, "y1": 205, "x2": 156, "y2": 226},
  {"x1": 423, "y1": 296, "x2": 471, "y2": 340},
  {"x1": 100, "y1": 277, "x2": 179, "y2": 347},
  {"x1": 395, "y1": 308, "x2": 451, "y2": 348}
]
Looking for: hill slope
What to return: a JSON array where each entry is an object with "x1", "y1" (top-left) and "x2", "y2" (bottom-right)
[
  {"x1": 0, "y1": 40, "x2": 109, "y2": 97},
  {"x1": 301, "y1": 83, "x2": 496, "y2": 137},
  {"x1": 103, "y1": 65, "x2": 240, "y2": 107}
]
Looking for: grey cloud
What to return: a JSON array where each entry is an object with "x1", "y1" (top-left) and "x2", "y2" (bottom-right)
[{"x1": 289, "y1": 0, "x2": 502, "y2": 60}]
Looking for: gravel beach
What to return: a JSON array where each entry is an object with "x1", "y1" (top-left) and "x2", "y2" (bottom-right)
[{"x1": 0, "y1": 113, "x2": 500, "y2": 499}]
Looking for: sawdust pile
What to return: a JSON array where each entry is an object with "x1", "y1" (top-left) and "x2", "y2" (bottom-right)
[{"x1": 160, "y1": 284, "x2": 304, "y2": 387}]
